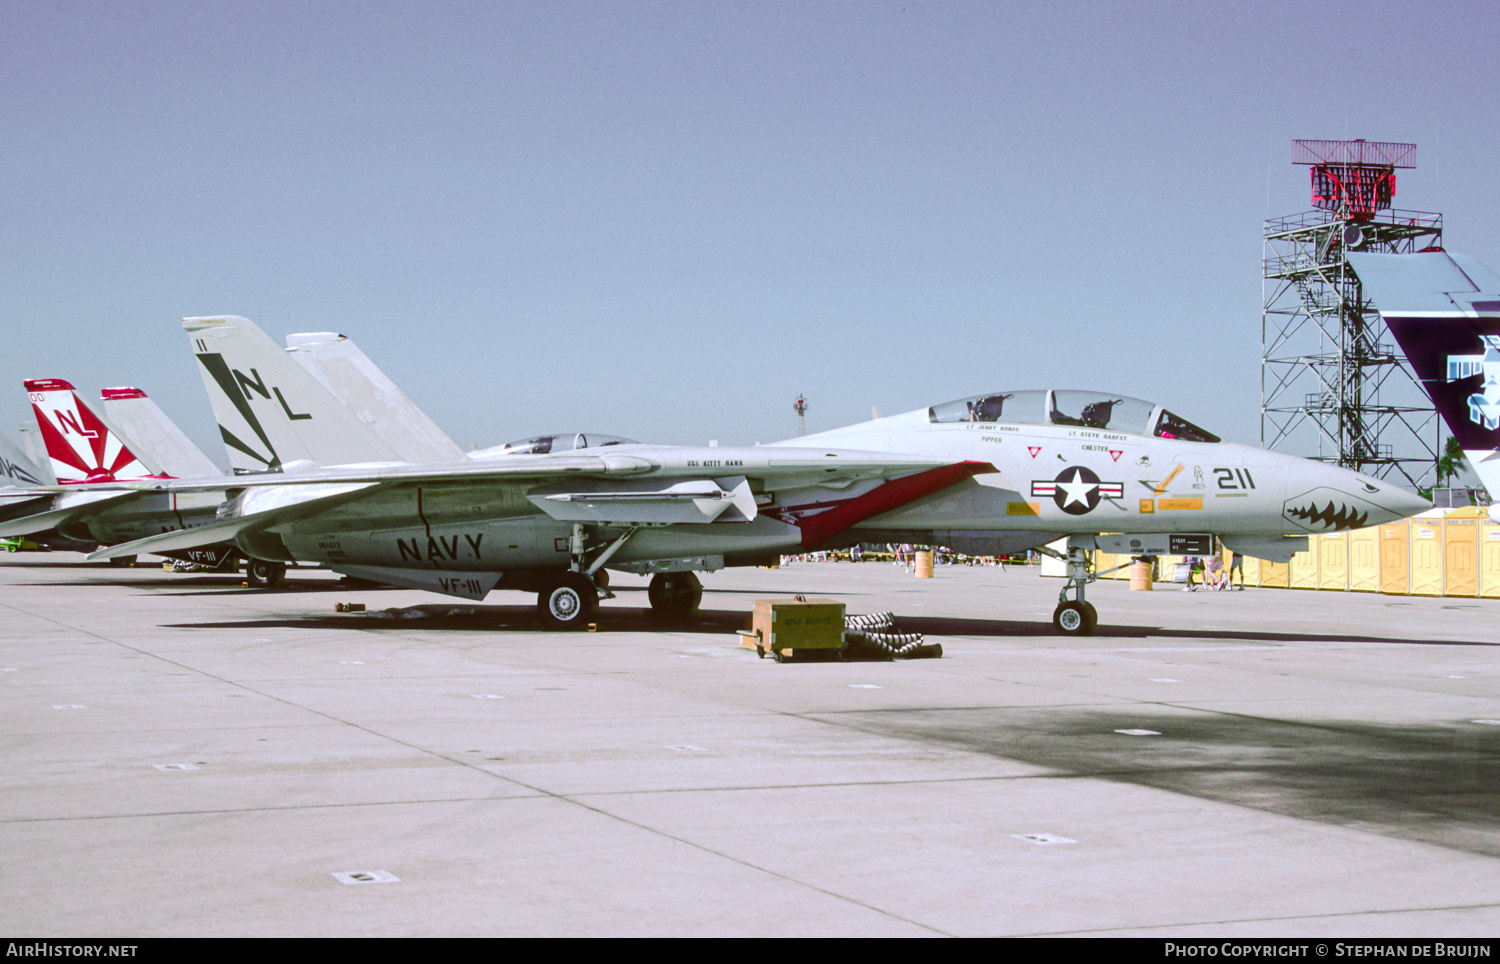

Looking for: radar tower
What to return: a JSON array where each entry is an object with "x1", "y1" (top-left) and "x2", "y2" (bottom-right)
[{"x1": 1262, "y1": 139, "x2": 1443, "y2": 489}]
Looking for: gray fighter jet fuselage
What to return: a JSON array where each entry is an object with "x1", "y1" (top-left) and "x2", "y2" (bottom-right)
[{"x1": 85, "y1": 385, "x2": 1427, "y2": 634}]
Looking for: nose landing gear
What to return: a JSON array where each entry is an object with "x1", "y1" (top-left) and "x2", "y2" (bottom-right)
[
  {"x1": 1053, "y1": 599, "x2": 1097, "y2": 635},
  {"x1": 1050, "y1": 543, "x2": 1098, "y2": 636}
]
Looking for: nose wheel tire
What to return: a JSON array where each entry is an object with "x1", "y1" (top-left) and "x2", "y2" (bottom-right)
[
  {"x1": 538, "y1": 572, "x2": 599, "y2": 630},
  {"x1": 647, "y1": 572, "x2": 703, "y2": 620},
  {"x1": 1053, "y1": 601, "x2": 1097, "y2": 636}
]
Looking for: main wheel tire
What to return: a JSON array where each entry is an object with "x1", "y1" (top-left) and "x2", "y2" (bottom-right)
[
  {"x1": 647, "y1": 572, "x2": 702, "y2": 620},
  {"x1": 245, "y1": 559, "x2": 286, "y2": 589},
  {"x1": 1080, "y1": 601, "x2": 1098, "y2": 633},
  {"x1": 538, "y1": 572, "x2": 598, "y2": 630},
  {"x1": 1052, "y1": 601, "x2": 1094, "y2": 636}
]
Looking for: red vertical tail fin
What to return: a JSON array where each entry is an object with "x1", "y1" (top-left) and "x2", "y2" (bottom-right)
[{"x1": 24, "y1": 379, "x2": 159, "y2": 484}]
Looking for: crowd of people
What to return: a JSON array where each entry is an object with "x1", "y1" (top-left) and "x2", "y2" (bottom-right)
[
  {"x1": 1176, "y1": 542, "x2": 1244, "y2": 591},
  {"x1": 779, "y1": 544, "x2": 1022, "y2": 569}
]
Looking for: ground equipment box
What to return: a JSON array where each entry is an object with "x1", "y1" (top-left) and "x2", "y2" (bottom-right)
[{"x1": 745, "y1": 598, "x2": 846, "y2": 661}]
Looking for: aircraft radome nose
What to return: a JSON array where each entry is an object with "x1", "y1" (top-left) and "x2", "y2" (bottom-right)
[
  {"x1": 1284, "y1": 459, "x2": 1433, "y2": 530},
  {"x1": 1387, "y1": 486, "x2": 1436, "y2": 520},
  {"x1": 1345, "y1": 472, "x2": 1431, "y2": 524}
]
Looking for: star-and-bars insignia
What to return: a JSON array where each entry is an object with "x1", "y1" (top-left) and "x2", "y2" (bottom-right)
[{"x1": 1031, "y1": 466, "x2": 1124, "y2": 515}]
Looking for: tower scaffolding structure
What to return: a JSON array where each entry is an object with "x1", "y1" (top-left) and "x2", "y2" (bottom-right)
[{"x1": 1262, "y1": 139, "x2": 1444, "y2": 489}]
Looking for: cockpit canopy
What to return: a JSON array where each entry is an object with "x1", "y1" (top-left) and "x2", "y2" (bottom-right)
[
  {"x1": 927, "y1": 390, "x2": 1220, "y2": 443},
  {"x1": 499, "y1": 433, "x2": 640, "y2": 456}
]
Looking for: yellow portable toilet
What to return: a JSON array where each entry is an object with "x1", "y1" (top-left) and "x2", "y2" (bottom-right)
[
  {"x1": 1289, "y1": 542, "x2": 1319, "y2": 589},
  {"x1": 1379, "y1": 520, "x2": 1410, "y2": 595},
  {"x1": 1239, "y1": 553, "x2": 1261, "y2": 587},
  {"x1": 1443, "y1": 507, "x2": 1482, "y2": 598},
  {"x1": 1259, "y1": 558, "x2": 1290, "y2": 588},
  {"x1": 1480, "y1": 515, "x2": 1500, "y2": 599},
  {"x1": 1347, "y1": 525, "x2": 1380, "y2": 592},
  {"x1": 1094, "y1": 550, "x2": 1126, "y2": 580},
  {"x1": 1409, "y1": 512, "x2": 1445, "y2": 596},
  {"x1": 1317, "y1": 531, "x2": 1349, "y2": 591}
]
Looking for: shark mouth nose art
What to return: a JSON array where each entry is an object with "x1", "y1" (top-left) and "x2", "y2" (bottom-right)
[
  {"x1": 1281, "y1": 485, "x2": 1411, "y2": 532},
  {"x1": 1285, "y1": 500, "x2": 1369, "y2": 531}
]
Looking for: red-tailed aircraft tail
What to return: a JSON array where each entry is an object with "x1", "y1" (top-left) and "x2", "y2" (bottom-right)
[{"x1": 24, "y1": 378, "x2": 160, "y2": 484}]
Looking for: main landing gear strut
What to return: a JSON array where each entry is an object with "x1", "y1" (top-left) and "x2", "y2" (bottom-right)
[
  {"x1": 1050, "y1": 544, "x2": 1098, "y2": 636},
  {"x1": 536, "y1": 524, "x2": 645, "y2": 631},
  {"x1": 535, "y1": 524, "x2": 705, "y2": 630}
]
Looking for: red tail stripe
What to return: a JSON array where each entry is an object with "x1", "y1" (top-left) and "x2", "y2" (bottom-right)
[
  {"x1": 796, "y1": 461, "x2": 997, "y2": 550},
  {"x1": 24, "y1": 378, "x2": 77, "y2": 392}
]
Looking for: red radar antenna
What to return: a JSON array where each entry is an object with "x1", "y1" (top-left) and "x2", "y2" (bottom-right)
[{"x1": 1293, "y1": 139, "x2": 1415, "y2": 222}]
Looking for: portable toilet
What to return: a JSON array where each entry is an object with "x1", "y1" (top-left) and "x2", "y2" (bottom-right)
[
  {"x1": 1409, "y1": 511, "x2": 1445, "y2": 597},
  {"x1": 1347, "y1": 524, "x2": 1380, "y2": 592},
  {"x1": 1443, "y1": 507, "x2": 1482, "y2": 598},
  {"x1": 1481, "y1": 513, "x2": 1500, "y2": 599},
  {"x1": 1379, "y1": 520, "x2": 1410, "y2": 595},
  {"x1": 1317, "y1": 531, "x2": 1349, "y2": 591}
]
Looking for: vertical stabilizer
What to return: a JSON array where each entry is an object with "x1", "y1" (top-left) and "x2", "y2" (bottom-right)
[
  {"x1": 24, "y1": 378, "x2": 162, "y2": 483},
  {"x1": 1348, "y1": 251, "x2": 1500, "y2": 516},
  {"x1": 0, "y1": 431, "x2": 49, "y2": 488},
  {"x1": 100, "y1": 388, "x2": 223, "y2": 479},
  {"x1": 285, "y1": 332, "x2": 466, "y2": 464},
  {"x1": 183, "y1": 316, "x2": 403, "y2": 473},
  {"x1": 17, "y1": 424, "x2": 53, "y2": 484}
]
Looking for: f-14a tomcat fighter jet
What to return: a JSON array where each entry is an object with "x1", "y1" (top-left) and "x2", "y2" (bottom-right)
[{"x1": 85, "y1": 320, "x2": 1429, "y2": 632}]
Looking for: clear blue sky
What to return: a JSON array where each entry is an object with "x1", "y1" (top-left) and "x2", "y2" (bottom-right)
[{"x1": 3, "y1": 0, "x2": 1496, "y2": 462}]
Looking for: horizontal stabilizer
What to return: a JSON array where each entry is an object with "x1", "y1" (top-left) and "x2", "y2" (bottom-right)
[
  {"x1": 0, "y1": 490, "x2": 146, "y2": 538},
  {"x1": 0, "y1": 492, "x2": 56, "y2": 525},
  {"x1": 86, "y1": 482, "x2": 377, "y2": 560}
]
